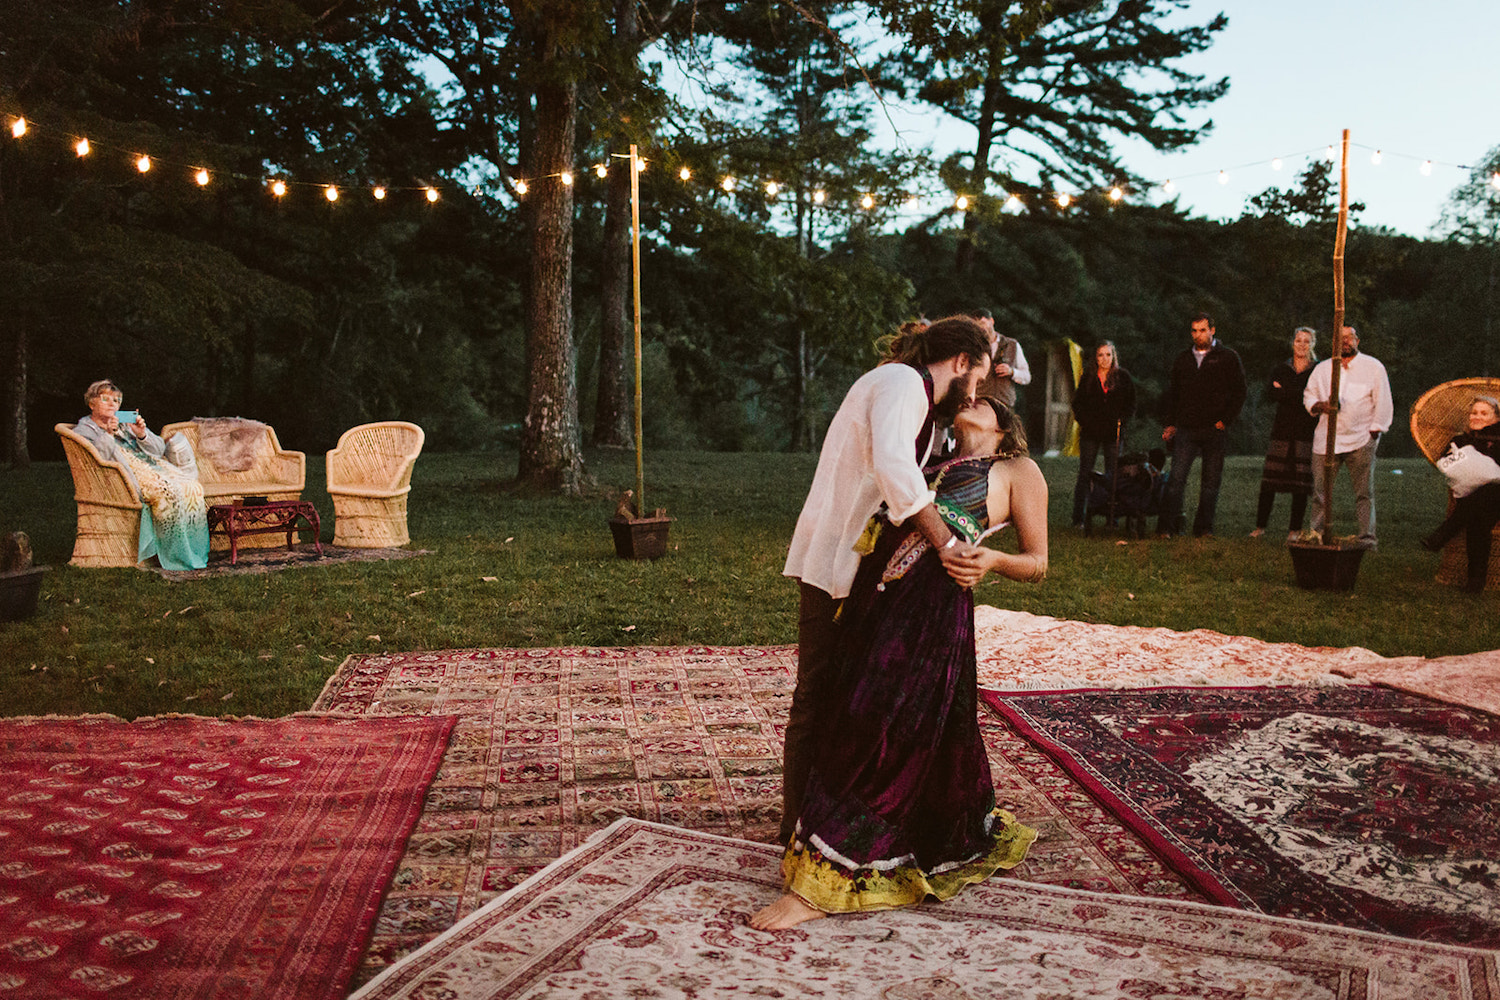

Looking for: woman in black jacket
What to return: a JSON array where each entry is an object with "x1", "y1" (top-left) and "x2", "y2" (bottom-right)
[
  {"x1": 1252, "y1": 327, "x2": 1319, "y2": 540},
  {"x1": 1070, "y1": 342, "x2": 1137, "y2": 527},
  {"x1": 1421, "y1": 395, "x2": 1500, "y2": 591}
]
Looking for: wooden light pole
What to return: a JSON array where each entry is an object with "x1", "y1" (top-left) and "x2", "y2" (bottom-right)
[
  {"x1": 1319, "y1": 129, "x2": 1351, "y2": 545},
  {"x1": 630, "y1": 143, "x2": 645, "y2": 516}
]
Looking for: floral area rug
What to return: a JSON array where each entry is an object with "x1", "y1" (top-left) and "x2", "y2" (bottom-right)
[
  {"x1": 1344, "y1": 648, "x2": 1500, "y2": 717},
  {"x1": 984, "y1": 685, "x2": 1500, "y2": 947},
  {"x1": 0, "y1": 713, "x2": 453, "y2": 1000},
  {"x1": 146, "y1": 544, "x2": 428, "y2": 580},
  {"x1": 974, "y1": 605, "x2": 1385, "y2": 691},
  {"x1": 352, "y1": 818, "x2": 1500, "y2": 1000},
  {"x1": 312, "y1": 646, "x2": 1202, "y2": 985}
]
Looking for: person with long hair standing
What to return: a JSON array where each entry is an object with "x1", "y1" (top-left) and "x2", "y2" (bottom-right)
[
  {"x1": 1251, "y1": 327, "x2": 1319, "y2": 540},
  {"x1": 1070, "y1": 341, "x2": 1136, "y2": 528}
]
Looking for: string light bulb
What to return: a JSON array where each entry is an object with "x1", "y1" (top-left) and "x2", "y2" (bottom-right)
[
  {"x1": 271, "y1": 179, "x2": 287, "y2": 197},
  {"x1": 634, "y1": 158, "x2": 646, "y2": 173},
  {"x1": 135, "y1": 155, "x2": 152, "y2": 173},
  {"x1": 906, "y1": 194, "x2": 920, "y2": 211},
  {"x1": 678, "y1": 165, "x2": 691, "y2": 181},
  {"x1": 955, "y1": 194, "x2": 969, "y2": 211},
  {"x1": 560, "y1": 170, "x2": 573, "y2": 186},
  {"x1": 1271, "y1": 157, "x2": 1283, "y2": 171},
  {"x1": 1371, "y1": 150, "x2": 1383, "y2": 165},
  {"x1": 1162, "y1": 179, "x2": 1175, "y2": 194},
  {"x1": 74, "y1": 137, "x2": 90, "y2": 157},
  {"x1": 813, "y1": 189, "x2": 826, "y2": 205},
  {"x1": 325, "y1": 185, "x2": 339, "y2": 202},
  {"x1": 425, "y1": 187, "x2": 439, "y2": 202},
  {"x1": 594, "y1": 163, "x2": 607, "y2": 179},
  {"x1": 515, "y1": 179, "x2": 528, "y2": 196},
  {"x1": 1325, "y1": 145, "x2": 1336, "y2": 162},
  {"x1": 1109, "y1": 186, "x2": 1124, "y2": 203},
  {"x1": 1055, "y1": 192, "x2": 1071, "y2": 209},
  {"x1": 1217, "y1": 170, "x2": 1229, "y2": 185},
  {"x1": 1004, "y1": 193, "x2": 1022, "y2": 213},
  {"x1": 860, "y1": 193, "x2": 875, "y2": 209},
  {"x1": 1491, "y1": 172, "x2": 1500, "y2": 191},
  {"x1": 765, "y1": 180, "x2": 779, "y2": 197},
  {"x1": 10, "y1": 118, "x2": 25, "y2": 138},
  {"x1": 373, "y1": 186, "x2": 387, "y2": 200},
  {"x1": 722, "y1": 176, "x2": 736, "y2": 192},
  {"x1": 1420, "y1": 160, "x2": 1433, "y2": 176},
  {"x1": 195, "y1": 169, "x2": 210, "y2": 187}
]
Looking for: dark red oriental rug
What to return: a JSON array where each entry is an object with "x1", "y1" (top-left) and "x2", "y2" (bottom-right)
[
  {"x1": 982, "y1": 685, "x2": 1500, "y2": 948},
  {"x1": 0, "y1": 713, "x2": 454, "y2": 1000}
]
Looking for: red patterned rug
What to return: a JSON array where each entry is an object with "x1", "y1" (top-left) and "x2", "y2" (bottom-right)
[
  {"x1": 0, "y1": 713, "x2": 453, "y2": 1000},
  {"x1": 313, "y1": 646, "x2": 1202, "y2": 985},
  {"x1": 984, "y1": 685, "x2": 1500, "y2": 947},
  {"x1": 352, "y1": 818, "x2": 1500, "y2": 1000}
]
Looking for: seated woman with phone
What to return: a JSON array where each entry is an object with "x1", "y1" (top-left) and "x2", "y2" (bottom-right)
[
  {"x1": 74, "y1": 379, "x2": 209, "y2": 570},
  {"x1": 1421, "y1": 395, "x2": 1500, "y2": 591}
]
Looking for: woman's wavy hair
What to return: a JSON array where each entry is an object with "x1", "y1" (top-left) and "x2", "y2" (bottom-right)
[
  {"x1": 1093, "y1": 340, "x2": 1122, "y2": 389},
  {"x1": 977, "y1": 393, "x2": 1029, "y2": 458},
  {"x1": 877, "y1": 314, "x2": 992, "y2": 371},
  {"x1": 1294, "y1": 326, "x2": 1318, "y2": 364}
]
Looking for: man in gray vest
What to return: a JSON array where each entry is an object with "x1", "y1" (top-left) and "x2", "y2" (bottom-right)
[{"x1": 969, "y1": 308, "x2": 1030, "y2": 408}]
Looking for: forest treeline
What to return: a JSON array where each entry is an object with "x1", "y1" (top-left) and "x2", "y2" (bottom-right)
[{"x1": 3, "y1": 1, "x2": 1497, "y2": 475}]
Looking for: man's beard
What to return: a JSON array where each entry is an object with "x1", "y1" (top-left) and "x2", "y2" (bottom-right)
[
  {"x1": 934, "y1": 379, "x2": 970, "y2": 422},
  {"x1": 1341, "y1": 345, "x2": 1357, "y2": 357}
]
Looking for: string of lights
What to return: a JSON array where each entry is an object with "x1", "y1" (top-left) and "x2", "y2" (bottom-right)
[{"x1": 7, "y1": 111, "x2": 1498, "y2": 214}]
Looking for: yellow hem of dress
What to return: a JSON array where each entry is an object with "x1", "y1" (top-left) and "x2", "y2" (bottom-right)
[{"x1": 781, "y1": 808, "x2": 1037, "y2": 915}]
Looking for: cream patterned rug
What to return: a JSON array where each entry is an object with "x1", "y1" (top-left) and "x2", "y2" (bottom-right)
[
  {"x1": 975, "y1": 605, "x2": 1386, "y2": 690},
  {"x1": 352, "y1": 818, "x2": 1499, "y2": 1000}
]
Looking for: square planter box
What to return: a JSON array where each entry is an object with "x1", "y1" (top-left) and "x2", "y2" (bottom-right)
[
  {"x1": 0, "y1": 566, "x2": 47, "y2": 622},
  {"x1": 609, "y1": 516, "x2": 673, "y2": 560},
  {"x1": 1288, "y1": 541, "x2": 1367, "y2": 591}
]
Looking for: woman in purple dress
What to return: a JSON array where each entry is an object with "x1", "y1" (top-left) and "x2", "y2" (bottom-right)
[{"x1": 752, "y1": 396, "x2": 1047, "y2": 930}]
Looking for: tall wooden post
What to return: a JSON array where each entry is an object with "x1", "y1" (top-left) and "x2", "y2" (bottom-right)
[
  {"x1": 1320, "y1": 129, "x2": 1350, "y2": 545},
  {"x1": 630, "y1": 144, "x2": 645, "y2": 515}
]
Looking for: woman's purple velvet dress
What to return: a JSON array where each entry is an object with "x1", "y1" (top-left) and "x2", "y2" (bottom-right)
[{"x1": 782, "y1": 458, "x2": 1034, "y2": 912}]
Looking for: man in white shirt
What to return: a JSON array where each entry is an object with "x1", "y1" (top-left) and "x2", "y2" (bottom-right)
[
  {"x1": 779, "y1": 315, "x2": 994, "y2": 844},
  {"x1": 1303, "y1": 326, "x2": 1393, "y2": 545}
]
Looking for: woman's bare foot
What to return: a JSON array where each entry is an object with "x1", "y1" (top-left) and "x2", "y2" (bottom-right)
[{"x1": 749, "y1": 893, "x2": 826, "y2": 930}]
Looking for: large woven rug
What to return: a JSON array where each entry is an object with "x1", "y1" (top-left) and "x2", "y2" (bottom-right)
[
  {"x1": 147, "y1": 544, "x2": 427, "y2": 579},
  {"x1": 984, "y1": 685, "x2": 1500, "y2": 948},
  {"x1": 352, "y1": 818, "x2": 1500, "y2": 1000},
  {"x1": 313, "y1": 646, "x2": 1200, "y2": 984},
  {"x1": 974, "y1": 605, "x2": 1385, "y2": 690},
  {"x1": 0, "y1": 713, "x2": 453, "y2": 1000}
]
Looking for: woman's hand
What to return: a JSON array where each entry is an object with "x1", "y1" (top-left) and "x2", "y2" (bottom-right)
[{"x1": 938, "y1": 542, "x2": 993, "y2": 589}]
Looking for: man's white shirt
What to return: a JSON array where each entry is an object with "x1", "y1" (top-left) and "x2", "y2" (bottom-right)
[
  {"x1": 1304, "y1": 353, "x2": 1393, "y2": 455},
  {"x1": 783, "y1": 364, "x2": 936, "y2": 600}
]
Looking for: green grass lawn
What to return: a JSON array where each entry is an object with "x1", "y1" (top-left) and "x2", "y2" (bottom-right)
[{"x1": 0, "y1": 446, "x2": 1482, "y2": 721}]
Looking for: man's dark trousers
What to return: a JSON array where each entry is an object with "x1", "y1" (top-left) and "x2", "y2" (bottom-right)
[{"x1": 1160, "y1": 425, "x2": 1228, "y2": 536}]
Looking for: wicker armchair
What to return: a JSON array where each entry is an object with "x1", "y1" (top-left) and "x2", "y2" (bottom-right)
[
  {"x1": 1409, "y1": 377, "x2": 1500, "y2": 588},
  {"x1": 54, "y1": 424, "x2": 144, "y2": 568},
  {"x1": 326, "y1": 422, "x2": 424, "y2": 547}
]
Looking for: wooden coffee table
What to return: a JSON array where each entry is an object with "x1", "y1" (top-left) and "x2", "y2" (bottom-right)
[{"x1": 206, "y1": 500, "x2": 323, "y2": 565}]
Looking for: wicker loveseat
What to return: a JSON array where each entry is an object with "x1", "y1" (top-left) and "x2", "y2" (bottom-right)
[
  {"x1": 1409, "y1": 376, "x2": 1500, "y2": 589},
  {"x1": 55, "y1": 423, "x2": 146, "y2": 568},
  {"x1": 159, "y1": 419, "x2": 305, "y2": 505},
  {"x1": 326, "y1": 422, "x2": 424, "y2": 548}
]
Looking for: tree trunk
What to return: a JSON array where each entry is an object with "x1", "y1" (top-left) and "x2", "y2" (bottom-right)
[
  {"x1": 5, "y1": 322, "x2": 28, "y2": 470},
  {"x1": 518, "y1": 73, "x2": 586, "y2": 493},
  {"x1": 957, "y1": 39, "x2": 1004, "y2": 276},
  {"x1": 593, "y1": 0, "x2": 637, "y2": 449}
]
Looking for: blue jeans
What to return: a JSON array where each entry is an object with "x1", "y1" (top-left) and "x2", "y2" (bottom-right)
[{"x1": 1158, "y1": 426, "x2": 1227, "y2": 536}]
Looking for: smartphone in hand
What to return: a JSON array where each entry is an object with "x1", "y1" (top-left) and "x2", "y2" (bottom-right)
[{"x1": 115, "y1": 410, "x2": 138, "y2": 425}]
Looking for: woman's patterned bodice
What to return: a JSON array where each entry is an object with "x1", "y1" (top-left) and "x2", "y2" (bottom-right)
[{"x1": 930, "y1": 457, "x2": 997, "y2": 542}]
